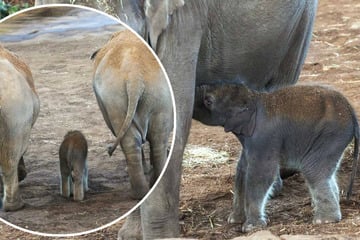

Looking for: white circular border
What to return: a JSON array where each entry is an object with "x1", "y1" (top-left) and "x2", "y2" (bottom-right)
[{"x1": 0, "y1": 4, "x2": 177, "y2": 237}]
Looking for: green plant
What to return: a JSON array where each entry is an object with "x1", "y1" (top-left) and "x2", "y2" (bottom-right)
[{"x1": 0, "y1": 0, "x2": 30, "y2": 19}]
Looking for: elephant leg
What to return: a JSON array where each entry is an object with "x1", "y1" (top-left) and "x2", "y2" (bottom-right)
[
  {"x1": 118, "y1": 208, "x2": 142, "y2": 240},
  {"x1": 148, "y1": 142, "x2": 168, "y2": 187},
  {"x1": 142, "y1": 147, "x2": 152, "y2": 175},
  {"x1": 142, "y1": 7, "x2": 202, "y2": 240},
  {"x1": 302, "y1": 135, "x2": 345, "y2": 224},
  {"x1": 228, "y1": 152, "x2": 247, "y2": 224},
  {"x1": 83, "y1": 164, "x2": 89, "y2": 192},
  {"x1": 304, "y1": 166, "x2": 341, "y2": 224},
  {"x1": 306, "y1": 177, "x2": 341, "y2": 224},
  {"x1": 61, "y1": 174, "x2": 71, "y2": 198},
  {"x1": 18, "y1": 156, "x2": 27, "y2": 182},
  {"x1": 242, "y1": 153, "x2": 278, "y2": 233},
  {"x1": 120, "y1": 128, "x2": 149, "y2": 200},
  {"x1": 72, "y1": 172, "x2": 85, "y2": 201},
  {"x1": 1, "y1": 157, "x2": 24, "y2": 211},
  {"x1": 270, "y1": 171, "x2": 283, "y2": 198},
  {"x1": 118, "y1": 3, "x2": 202, "y2": 239},
  {"x1": 148, "y1": 115, "x2": 172, "y2": 186},
  {"x1": 330, "y1": 175, "x2": 340, "y2": 204}
]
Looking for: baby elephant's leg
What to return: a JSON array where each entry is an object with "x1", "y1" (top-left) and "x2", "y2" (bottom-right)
[
  {"x1": 303, "y1": 139, "x2": 345, "y2": 224},
  {"x1": 228, "y1": 153, "x2": 247, "y2": 224},
  {"x1": 61, "y1": 174, "x2": 71, "y2": 198},
  {"x1": 306, "y1": 174, "x2": 341, "y2": 224},
  {"x1": 242, "y1": 153, "x2": 278, "y2": 232},
  {"x1": 269, "y1": 172, "x2": 283, "y2": 198},
  {"x1": 72, "y1": 170, "x2": 85, "y2": 201},
  {"x1": 60, "y1": 156, "x2": 71, "y2": 198},
  {"x1": 83, "y1": 163, "x2": 89, "y2": 192}
]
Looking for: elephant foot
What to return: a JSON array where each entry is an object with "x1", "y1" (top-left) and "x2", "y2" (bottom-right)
[
  {"x1": 118, "y1": 213, "x2": 142, "y2": 240},
  {"x1": 73, "y1": 192, "x2": 84, "y2": 201},
  {"x1": 313, "y1": 213, "x2": 341, "y2": 224},
  {"x1": 241, "y1": 218, "x2": 267, "y2": 233},
  {"x1": 130, "y1": 188, "x2": 148, "y2": 200},
  {"x1": 227, "y1": 211, "x2": 245, "y2": 224},
  {"x1": 313, "y1": 204, "x2": 341, "y2": 224},
  {"x1": 3, "y1": 197, "x2": 25, "y2": 211},
  {"x1": 130, "y1": 192, "x2": 146, "y2": 200}
]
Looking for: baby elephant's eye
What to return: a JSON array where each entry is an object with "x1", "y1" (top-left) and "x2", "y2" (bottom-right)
[{"x1": 235, "y1": 107, "x2": 249, "y2": 117}]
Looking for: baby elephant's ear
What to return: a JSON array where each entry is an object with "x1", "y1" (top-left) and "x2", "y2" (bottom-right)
[{"x1": 226, "y1": 104, "x2": 257, "y2": 137}]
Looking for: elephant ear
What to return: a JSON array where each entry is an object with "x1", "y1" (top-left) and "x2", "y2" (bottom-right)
[
  {"x1": 224, "y1": 104, "x2": 257, "y2": 137},
  {"x1": 144, "y1": 0, "x2": 185, "y2": 49}
]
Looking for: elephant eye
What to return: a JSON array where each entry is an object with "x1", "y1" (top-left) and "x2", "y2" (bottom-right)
[{"x1": 236, "y1": 107, "x2": 249, "y2": 116}]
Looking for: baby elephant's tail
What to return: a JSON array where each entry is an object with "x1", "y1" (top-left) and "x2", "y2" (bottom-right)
[
  {"x1": 108, "y1": 79, "x2": 145, "y2": 156},
  {"x1": 346, "y1": 113, "x2": 359, "y2": 201}
]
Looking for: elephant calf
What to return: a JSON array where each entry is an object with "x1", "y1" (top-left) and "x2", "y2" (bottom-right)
[
  {"x1": 91, "y1": 30, "x2": 173, "y2": 200},
  {"x1": 59, "y1": 130, "x2": 88, "y2": 201},
  {"x1": 0, "y1": 45, "x2": 40, "y2": 211},
  {"x1": 194, "y1": 84, "x2": 359, "y2": 232}
]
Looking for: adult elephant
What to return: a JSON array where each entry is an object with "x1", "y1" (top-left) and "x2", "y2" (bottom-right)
[
  {"x1": 0, "y1": 45, "x2": 40, "y2": 211},
  {"x1": 36, "y1": 1, "x2": 318, "y2": 238}
]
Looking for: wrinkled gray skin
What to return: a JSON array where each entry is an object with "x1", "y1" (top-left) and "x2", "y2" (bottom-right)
[
  {"x1": 35, "y1": 1, "x2": 318, "y2": 238},
  {"x1": 0, "y1": 46, "x2": 40, "y2": 211},
  {"x1": 59, "y1": 130, "x2": 88, "y2": 201},
  {"x1": 194, "y1": 84, "x2": 359, "y2": 232}
]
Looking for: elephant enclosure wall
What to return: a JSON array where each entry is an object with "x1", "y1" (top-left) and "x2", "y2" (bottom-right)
[{"x1": 0, "y1": 0, "x2": 359, "y2": 239}]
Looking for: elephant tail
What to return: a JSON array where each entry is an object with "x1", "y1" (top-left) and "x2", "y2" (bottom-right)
[
  {"x1": 346, "y1": 112, "x2": 359, "y2": 201},
  {"x1": 108, "y1": 78, "x2": 145, "y2": 156},
  {"x1": 90, "y1": 49, "x2": 100, "y2": 60}
]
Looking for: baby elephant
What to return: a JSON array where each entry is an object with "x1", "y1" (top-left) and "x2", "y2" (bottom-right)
[
  {"x1": 194, "y1": 84, "x2": 359, "y2": 232},
  {"x1": 59, "y1": 131, "x2": 88, "y2": 201}
]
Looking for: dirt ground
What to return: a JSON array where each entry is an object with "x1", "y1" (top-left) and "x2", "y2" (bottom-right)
[{"x1": 0, "y1": 0, "x2": 359, "y2": 239}]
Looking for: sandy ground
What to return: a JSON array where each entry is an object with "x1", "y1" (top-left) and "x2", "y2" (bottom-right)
[{"x1": 0, "y1": 0, "x2": 359, "y2": 239}]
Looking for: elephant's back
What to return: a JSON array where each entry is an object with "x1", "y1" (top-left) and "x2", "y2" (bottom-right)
[
  {"x1": 92, "y1": 29, "x2": 170, "y2": 104},
  {"x1": 93, "y1": 30, "x2": 160, "y2": 81},
  {"x1": 0, "y1": 45, "x2": 36, "y2": 92},
  {"x1": 263, "y1": 85, "x2": 354, "y2": 129},
  {"x1": 59, "y1": 131, "x2": 88, "y2": 162}
]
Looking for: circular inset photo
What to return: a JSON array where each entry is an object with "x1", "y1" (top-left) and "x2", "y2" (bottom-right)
[{"x1": 0, "y1": 4, "x2": 175, "y2": 236}]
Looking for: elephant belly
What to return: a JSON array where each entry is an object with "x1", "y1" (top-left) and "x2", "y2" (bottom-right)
[{"x1": 196, "y1": 0, "x2": 310, "y2": 90}]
